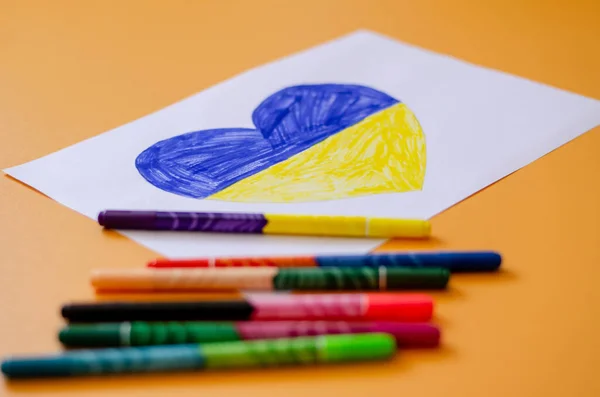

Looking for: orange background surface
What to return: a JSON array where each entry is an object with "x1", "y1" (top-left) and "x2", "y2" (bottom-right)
[{"x1": 1, "y1": 0, "x2": 600, "y2": 396}]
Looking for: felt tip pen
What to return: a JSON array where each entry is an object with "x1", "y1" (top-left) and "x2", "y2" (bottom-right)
[
  {"x1": 61, "y1": 293, "x2": 434, "y2": 323},
  {"x1": 2, "y1": 333, "x2": 396, "y2": 379},
  {"x1": 148, "y1": 251, "x2": 502, "y2": 272},
  {"x1": 59, "y1": 321, "x2": 440, "y2": 348},
  {"x1": 90, "y1": 267, "x2": 450, "y2": 292},
  {"x1": 98, "y1": 210, "x2": 431, "y2": 238}
]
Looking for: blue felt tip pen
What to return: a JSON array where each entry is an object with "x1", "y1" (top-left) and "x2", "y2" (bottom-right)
[{"x1": 148, "y1": 251, "x2": 502, "y2": 272}]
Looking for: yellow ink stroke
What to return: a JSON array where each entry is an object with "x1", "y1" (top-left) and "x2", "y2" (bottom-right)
[{"x1": 210, "y1": 103, "x2": 426, "y2": 203}]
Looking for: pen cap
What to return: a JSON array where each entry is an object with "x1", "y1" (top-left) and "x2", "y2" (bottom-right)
[
  {"x1": 2, "y1": 357, "x2": 75, "y2": 378},
  {"x1": 367, "y1": 219, "x2": 431, "y2": 238},
  {"x1": 367, "y1": 323, "x2": 441, "y2": 347},
  {"x1": 443, "y1": 251, "x2": 502, "y2": 272},
  {"x1": 384, "y1": 268, "x2": 450, "y2": 289},
  {"x1": 59, "y1": 322, "x2": 243, "y2": 348},
  {"x1": 90, "y1": 269, "x2": 157, "y2": 290},
  {"x1": 365, "y1": 294, "x2": 433, "y2": 321},
  {"x1": 59, "y1": 324, "x2": 123, "y2": 347},
  {"x1": 61, "y1": 301, "x2": 255, "y2": 323},
  {"x1": 320, "y1": 333, "x2": 397, "y2": 363},
  {"x1": 1, "y1": 345, "x2": 206, "y2": 378},
  {"x1": 98, "y1": 211, "x2": 157, "y2": 229},
  {"x1": 90, "y1": 268, "x2": 278, "y2": 291}
]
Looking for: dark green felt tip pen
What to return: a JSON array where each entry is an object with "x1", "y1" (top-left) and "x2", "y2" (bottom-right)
[{"x1": 91, "y1": 267, "x2": 450, "y2": 291}]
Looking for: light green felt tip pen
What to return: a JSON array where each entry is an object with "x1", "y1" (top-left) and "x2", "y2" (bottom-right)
[{"x1": 2, "y1": 333, "x2": 397, "y2": 379}]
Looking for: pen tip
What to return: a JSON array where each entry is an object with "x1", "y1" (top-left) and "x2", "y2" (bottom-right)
[{"x1": 97, "y1": 211, "x2": 105, "y2": 226}]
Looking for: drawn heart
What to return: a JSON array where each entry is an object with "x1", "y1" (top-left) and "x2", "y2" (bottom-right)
[{"x1": 136, "y1": 84, "x2": 426, "y2": 203}]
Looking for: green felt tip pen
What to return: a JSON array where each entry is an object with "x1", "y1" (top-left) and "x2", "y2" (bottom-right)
[
  {"x1": 91, "y1": 267, "x2": 450, "y2": 291},
  {"x1": 2, "y1": 333, "x2": 397, "y2": 379}
]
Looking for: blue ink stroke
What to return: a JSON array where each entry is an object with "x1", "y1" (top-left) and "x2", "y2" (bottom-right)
[{"x1": 136, "y1": 84, "x2": 399, "y2": 199}]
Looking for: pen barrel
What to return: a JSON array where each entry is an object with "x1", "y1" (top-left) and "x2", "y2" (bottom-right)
[
  {"x1": 263, "y1": 214, "x2": 430, "y2": 238},
  {"x1": 200, "y1": 334, "x2": 396, "y2": 369},
  {"x1": 273, "y1": 267, "x2": 449, "y2": 290},
  {"x1": 237, "y1": 321, "x2": 382, "y2": 339},
  {"x1": 249, "y1": 293, "x2": 433, "y2": 321},
  {"x1": 130, "y1": 322, "x2": 241, "y2": 345},
  {"x1": 91, "y1": 268, "x2": 277, "y2": 291},
  {"x1": 237, "y1": 321, "x2": 440, "y2": 347}
]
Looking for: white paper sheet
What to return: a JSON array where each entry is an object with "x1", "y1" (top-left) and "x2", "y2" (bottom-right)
[{"x1": 6, "y1": 30, "x2": 600, "y2": 257}]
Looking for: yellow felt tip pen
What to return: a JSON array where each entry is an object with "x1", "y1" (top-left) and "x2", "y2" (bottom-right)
[{"x1": 98, "y1": 210, "x2": 431, "y2": 238}]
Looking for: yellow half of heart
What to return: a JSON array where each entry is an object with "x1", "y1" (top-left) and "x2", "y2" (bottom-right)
[{"x1": 209, "y1": 102, "x2": 426, "y2": 203}]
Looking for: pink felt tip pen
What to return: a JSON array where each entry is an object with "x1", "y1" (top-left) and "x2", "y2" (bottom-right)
[
  {"x1": 61, "y1": 293, "x2": 434, "y2": 322},
  {"x1": 59, "y1": 321, "x2": 440, "y2": 348}
]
